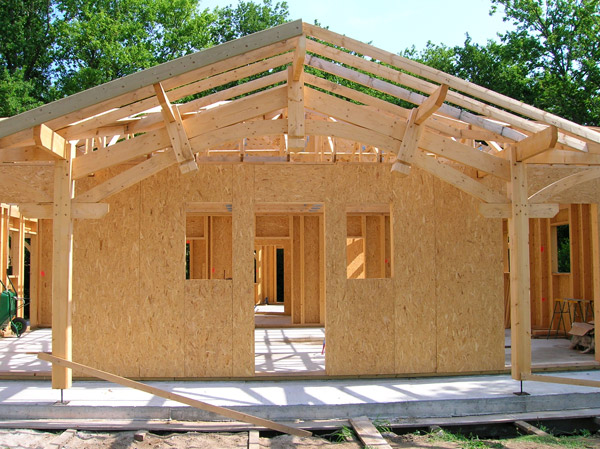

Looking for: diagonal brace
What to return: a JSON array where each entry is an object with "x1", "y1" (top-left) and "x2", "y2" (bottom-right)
[
  {"x1": 392, "y1": 84, "x2": 448, "y2": 175},
  {"x1": 154, "y1": 83, "x2": 198, "y2": 173}
]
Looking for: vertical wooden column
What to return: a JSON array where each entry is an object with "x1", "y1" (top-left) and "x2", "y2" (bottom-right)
[
  {"x1": 29, "y1": 229, "x2": 40, "y2": 328},
  {"x1": 324, "y1": 202, "x2": 346, "y2": 375},
  {"x1": 507, "y1": 148, "x2": 532, "y2": 380},
  {"x1": 0, "y1": 206, "x2": 7, "y2": 284},
  {"x1": 287, "y1": 66, "x2": 305, "y2": 152},
  {"x1": 52, "y1": 145, "x2": 74, "y2": 389},
  {"x1": 232, "y1": 165, "x2": 255, "y2": 376},
  {"x1": 591, "y1": 203, "x2": 600, "y2": 362}
]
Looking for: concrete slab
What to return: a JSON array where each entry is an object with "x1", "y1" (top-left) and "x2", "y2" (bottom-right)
[{"x1": 0, "y1": 370, "x2": 599, "y2": 422}]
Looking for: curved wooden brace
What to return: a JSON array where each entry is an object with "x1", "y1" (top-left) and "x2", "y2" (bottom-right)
[{"x1": 529, "y1": 167, "x2": 600, "y2": 203}]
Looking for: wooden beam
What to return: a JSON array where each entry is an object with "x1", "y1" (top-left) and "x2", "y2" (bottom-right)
[
  {"x1": 303, "y1": 22, "x2": 600, "y2": 146},
  {"x1": 478, "y1": 203, "x2": 559, "y2": 219},
  {"x1": 19, "y1": 202, "x2": 110, "y2": 220},
  {"x1": 420, "y1": 132, "x2": 511, "y2": 181},
  {"x1": 522, "y1": 373, "x2": 600, "y2": 388},
  {"x1": 287, "y1": 66, "x2": 305, "y2": 151},
  {"x1": 529, "y1": 167, "x2": 600, "y2": 204},
  {"x1": 72, "y1": 129, "x2": 171, "y2": 180},
  {"x1": 514, "y1": 421, "x2": 551, "y2": 437},
  {"x1": 514, "y1": 126, "x2": 559, "y2": 162},
  {"x1": 63, "y1": 52, "x2": 293, "y2": 140},
  {"x1": 154, "y1": 82, "x2": 198, "y2": 174},
  {"x1": 305, "y1": 54, "x2": 527, "y2": 143},
  {"x1": 38, "y1": 353, "x2": 311, "y2": 437},
  {"x1": 507, "y1": 146, "x2": 532, "y2": 381},
  {"x1": 292, "y1": 36, "x2": 306, "y2": 81},
  {"x1": 74, "y1": 151, "x2": 176, "y2": 203},
  {"x1": 414, "y1": 84, "x2": 449, "y2": 125},
  {"x1": 349, "y1": 416, "x2": 392, "y2": 449},
  {"x1": 51, "y1": 145, "x2": 74, "y2": 389},
  {"x1": 305, "y1": 86, "x2": 401, "y2": 139},
  {"x1": 0, "y1": 20, "x2": 303, "y2": 139},
  {"x1": 391, "y1": 108, "x2": 422, "y2": 176},
  {"x1": 33, "y1": 125, "x2": 67, "y2": 159},
  {"x1": 412, "y1": 151, "x2": 508, "y2": 203}
]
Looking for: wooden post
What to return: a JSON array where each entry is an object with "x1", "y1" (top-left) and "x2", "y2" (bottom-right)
[
  {"x1": 507, "y1": 147, "x2": 532, "y2": 380},
  {"x1": 591, "y1": 203, "x2": 600, "y2": 362},
  {"x1": 231, "y1": 165, "x2": 255, "y2": 376},
  {"x1": 29, "y1": 230, "x2": 40, "y2": 328},
  {"x1": 51, "y1": 144, "x2": 74, "y2": 389}
]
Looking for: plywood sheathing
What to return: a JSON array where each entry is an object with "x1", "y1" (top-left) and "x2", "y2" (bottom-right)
[
  {"x1": 232, "y1": 164, "x2": 255, "y2": 377},
  {"x1": 65, "y1": 163, "x2": 505, "y2": 378},
  {"x1": 0, "y1": 166, "x2": 53, "y2": 203},
  {"x1": 434, "y1": 174, "x2": 504, "y2": 372},
  {"x1": 72, "y1": 167, "x2": 143, "y2": 377}
]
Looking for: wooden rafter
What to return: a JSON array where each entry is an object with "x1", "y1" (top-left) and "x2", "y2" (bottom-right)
[
  {"x1": 74, "y1": 151, "x2": 176, "y2": 203},
  {"x1": 514, "y1": 126, "x2": 559, "y2": 162},
  {"x1": 0, "y1": 20, "x2": 303, "y2": 140},
  {"x1": 303, "y1": 22, "x2": 600, "y2": 146},
  {"x1": 411, "y1": 150, "x2": 508, "y2": 204}
]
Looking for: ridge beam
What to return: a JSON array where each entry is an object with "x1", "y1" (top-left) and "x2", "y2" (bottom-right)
[
  {"x1": 287, "y1": 66, "x2": 305, "y2": 152},
  {"x1": 515, "y1": 126, "x2": 558, "y2": 162},
  {"x1": 392, "y1": 84, "x2": 448, "y2": 176},
  {"x1": 154, "y1": 83, "x2": 198, "y2": 174}
]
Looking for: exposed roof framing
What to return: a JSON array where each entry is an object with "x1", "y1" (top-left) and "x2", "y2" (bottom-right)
[{"x1": 2, "y1": 19, "x2": 600, "y2": 209}]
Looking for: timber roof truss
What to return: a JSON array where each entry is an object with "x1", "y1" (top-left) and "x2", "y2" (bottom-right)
[{"x1": 1, "y1": 19, "x2": 600, "y2": 218}]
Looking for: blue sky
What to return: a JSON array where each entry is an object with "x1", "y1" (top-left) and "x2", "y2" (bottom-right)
[{"x1": 200, "y1": 0, "x2": 514, "y2": 53}]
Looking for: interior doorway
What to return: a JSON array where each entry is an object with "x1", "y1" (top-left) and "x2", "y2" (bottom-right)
[{"x1": 253, "y1": 209, "x2": 326, "y2": 375}]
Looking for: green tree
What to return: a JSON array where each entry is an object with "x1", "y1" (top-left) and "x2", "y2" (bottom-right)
[
  {"x1": 408, "y1": 1, "x2": 600, "y2": 126},
  {"x1": 492, "y1": 0, "x2": 600, "y2": 125},
  {"x1": 53, "y1": 0, "x2": 215, "y2": 96},
  {"x1": 210, "y1": 0, "x2": 289, "y2": 45},
  {"x1": 0, "y1": 0, "x2": 55, "y2": 115}
]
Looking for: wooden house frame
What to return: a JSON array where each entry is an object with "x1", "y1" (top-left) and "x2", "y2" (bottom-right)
[{"x1": 1, "y1": 20, "x2": 600, "y2": 389}]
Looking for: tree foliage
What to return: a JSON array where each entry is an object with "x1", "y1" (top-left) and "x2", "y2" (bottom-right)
[
  {"x1": 406, "y1": 0, "x2": 600, "y2": 126},
  {"x1": 0, "y1": 0, "x2": 289, "y2": 116}
]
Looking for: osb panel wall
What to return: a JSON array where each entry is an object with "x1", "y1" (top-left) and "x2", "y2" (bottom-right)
[
  {"x1": 72, "y1": 167, "x2": 143, "y2": 377},
  {"x1": 433, "y1": 177, "x2": 504, "y2": 373},
  {"x1": 392, "y1": 170, "x2": 437, "y2": 374},
  {"x1": 71, "y1": 163, "x2": 504, "y2": 378},
  {"x1": 0, "y1": 166, "x2": 53, "y2": 203},
  {"x1": 184, "y1": 280, "x2": 233, "y2": 377}
]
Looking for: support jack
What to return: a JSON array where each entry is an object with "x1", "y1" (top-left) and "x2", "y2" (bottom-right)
[
  {"x1": 513, "y1": 380, "x2": 530, "y2": 396},
  {"x1": 54, "y1": 389, "x2": 70, "y2": 405}
]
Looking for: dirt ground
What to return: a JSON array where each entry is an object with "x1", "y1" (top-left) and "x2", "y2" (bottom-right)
[{"x1": 0, "y1": 428, "x2": 599, "y2": 449}]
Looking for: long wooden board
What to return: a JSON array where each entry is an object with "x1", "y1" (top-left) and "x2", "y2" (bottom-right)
[
  {"x1": 349, "y1": 416, "x2": 392, "y2": 449},
  {"x1": 38, "y1": 353, "x2": 312, "y2": 438}
]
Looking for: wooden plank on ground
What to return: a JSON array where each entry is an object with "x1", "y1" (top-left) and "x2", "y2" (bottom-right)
[
  {"x1": 349, "y1": 416, "x2": 392, "y2": 449},
  {"x1": 514, "y1": 421, "x2": 551, "y2": 437},
  {"x1": 48, "y1": 428, "x2": 77, "y2": 449},
  {"x1": 38, "y1": 353, "x2": 311, "y2": 438}
]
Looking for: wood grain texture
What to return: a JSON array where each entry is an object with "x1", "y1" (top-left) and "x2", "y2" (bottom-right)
[
  {"x1": 433, "y1": 174, "x2": 504, "y2": 372},
  {"x1": 232, "y1": 165, "x2": 255, "y2": 376},
  {"x1": 184, "y1": 280, "x2": 233, "y2": 376}
]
